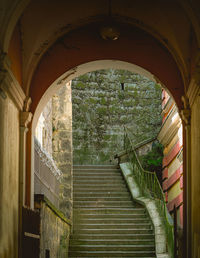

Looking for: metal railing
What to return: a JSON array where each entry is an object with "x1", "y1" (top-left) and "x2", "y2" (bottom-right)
[{"x1": 123, "y1": 126, "x2": 174, "y2": 255}]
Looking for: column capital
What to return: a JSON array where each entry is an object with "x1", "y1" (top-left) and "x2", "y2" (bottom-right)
[
  {"x1": 23, "y1": 96, "x2": 32, "y2": 112},
  {"x1": 20, "y1": 111, "x2": 33, "y2": 128},
  {"x1": 180, "y1": 95, "x2": 191, "y2": 126}
]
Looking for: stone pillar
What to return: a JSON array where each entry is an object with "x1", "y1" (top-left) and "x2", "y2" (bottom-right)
[
  {"x1": 0, "y1": 52, "x2": 27, "y2": 258},
  {"x1": 19, "y1": 110, "x2": 32, "y2": 205},
  {"x1": 180, "y1": 95, "x2": 191, "y2": 258},
  {"x1": 18, "y1": 108, "x2": 32, "y2": 257}
]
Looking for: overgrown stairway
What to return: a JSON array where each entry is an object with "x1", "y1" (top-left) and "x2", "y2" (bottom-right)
[{"x1": 69, "y1": 165, "x2": 156, "y2": 257}]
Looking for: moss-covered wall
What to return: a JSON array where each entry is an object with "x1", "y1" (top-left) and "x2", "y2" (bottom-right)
[{"x1": 72, "y1": 69, "x2": 162, "y2": 165}]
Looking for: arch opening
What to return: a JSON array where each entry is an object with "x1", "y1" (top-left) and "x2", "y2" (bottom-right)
[
  {"x1": 31, "y1": 63, "x2": 183, "y2": 257},
  {"x1": 32, "y1": 60, "x2": 173, "y2": 131}
]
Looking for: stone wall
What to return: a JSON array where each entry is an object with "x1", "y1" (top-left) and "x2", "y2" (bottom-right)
[
  {"x1": 42, "y1": 100, "x2": 53, "y2": 156},
  {"x1": 52, "y1": 82, "x2": 72, "y2": 219},
  {"x1": 35, "y1": 195, "x2": 71, "y2": 258},
  {"x1": 34, "y1": 82, "x2": 73, "y2": 220},
  {"x1": 0, "y1": 94, "x2": 19, "y2": 257},
  {"x1": 72, "y1": 69, "x2": 162, "y2": 165},
  {"x1": 135, "y1": 138, "x2": 157, "y2": 156}
]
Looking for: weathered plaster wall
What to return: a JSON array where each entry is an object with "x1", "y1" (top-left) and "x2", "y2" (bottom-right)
[
  {"x1": 0, "y1": 95, "x2": 19, "y2": 257},
  {"x1": 72, "y1": 69, "x2": 162, "y2": 165},
  {"x1": 191, "y1": 94, "x2": 200, "y2": 255}
]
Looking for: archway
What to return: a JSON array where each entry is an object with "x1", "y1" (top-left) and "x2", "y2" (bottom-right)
[
  {"x1": 3, "y1": 1, "x2": 200, "y2": 256},
  {"x1": 31, "y1": 58, "x2": 179, "y2": 203},
  {"x1": 23, "y1": 21, "x2": 187, "y2": 257},
  {"x1": 27, "y1": 22, "x2": 185, "y2": 207},
  {"x1": 32, "y1": 61, "x2": 177, "y2": 257}
]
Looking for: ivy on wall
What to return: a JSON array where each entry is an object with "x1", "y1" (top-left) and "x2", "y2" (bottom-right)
[{"x1": 72, "y1": 69, "x2": 162, "y2": 165}]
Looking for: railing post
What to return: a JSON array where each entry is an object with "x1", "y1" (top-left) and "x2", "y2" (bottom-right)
[{"x1": 123, "y1": 125, "x2": 125, "y2": 150}]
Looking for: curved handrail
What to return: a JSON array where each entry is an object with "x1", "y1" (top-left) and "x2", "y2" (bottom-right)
[{"x1": 123, "y1": 126, "x2": 174, "y2": 255}]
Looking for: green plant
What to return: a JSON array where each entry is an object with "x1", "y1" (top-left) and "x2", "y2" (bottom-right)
[{"x1": 139, "y1": 142, "x2": 163, "y2": 184}]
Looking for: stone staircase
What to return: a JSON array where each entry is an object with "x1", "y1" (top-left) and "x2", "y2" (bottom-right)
[{"x1": 69, "y1": 165, "x2": 156, "y2": 257}]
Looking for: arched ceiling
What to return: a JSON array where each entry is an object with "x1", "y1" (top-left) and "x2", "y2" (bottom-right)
[
  {"x1": 3, "y1": 0, "x2": 200, "y2": 111},
  {"x1": 29, "y1": 22, "x2": 184, "y2": 112}
]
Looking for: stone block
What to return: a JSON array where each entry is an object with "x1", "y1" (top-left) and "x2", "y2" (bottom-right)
[
  {"x1": 61, "y1": 139, "x2": 72, "y2": 150},
  {"x1": 57, "y1": 121, "x2": 67, "y2": 130},
  {"x1": 58, "y1": 164, "x2": 72, "y2": 173},
  {"x1": 61, "y1": 174, "x2": 72, "y2": 184},
  {"x1": 155, "y1": 241, "x2": 167, "y2": 254},
  {"x1": 55, "y1": 152, "x2": 72, "y2": 164},
  {"x1": 59, "y1": 130, "x2": 71, "y2": 139}
]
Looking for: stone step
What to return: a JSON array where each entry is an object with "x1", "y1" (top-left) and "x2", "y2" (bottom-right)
[
  {"x1": 70, "y1": 166, "x2": 155, "y2": 258},
  {"x1": 73, "y1": 178, "x2": 124, "y2": 184},
  {"x1": 73, "y1": 170, "x2": 121, "y2": 174},
  {"x1": 73, "y1": 181, "x2": 125, "y2": 186},
  {"x1": 73, "y1": 165, "x2": 119, "y2": 170},
  {"x1": 73, "y1": 181, "x2": 126, "y2": 186},
  {"x1": 73, "y1": 174, "x2": 122, "y2": 179},
  {"x1": 73, "y1": 201, "x2": 135, "y2": 208},
  {"x1": 69, "y1": 244, "x2": 155, "y2": 251},
  {"x1": 69, "y1": 250, "x2": 156, "y2": 257},
  {"x1": 74, "y1": 192, "x2": 131, "y2": 198},
  {"x1": 73, "y1": 169, "x2": 120, "y2": 174},
  {"x1": 74, "y1": 196, "x2": 132, "y2": 202},
  {"x1": 73, "y1": 164, "x2": 119, "y2": 169},
  {"x1": 73, "y1": 185, "x2": 128, "y2": 190},
  {"x1": 72, "y1": 228, "x2": 154, "y2": 235},
  {"x1": 74, "y1": 218, "x2": 150, "y2": 224},
  {"x1": 73, "y1": 223, "x2": 152, "y2": 230},
  {"x1": 73, "y1": 188, "x2": 129, "y2": 193},
  {"x1": 70, "y1": 233, "x2": 155, "y2": 240},
  {"x1": 70, "y1": 239, "x2": 155, "y2": 246},
  {"x1": 73, "y1": 173, "x2": 122, "y2": 178},
  {"x1": 73, "y1": 207, "x2": 146, "y2": 214},
  {"x1": 73, "y1": 214, "x2": 147, "y2": 219}
]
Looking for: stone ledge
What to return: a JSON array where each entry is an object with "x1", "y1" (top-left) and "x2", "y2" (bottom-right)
[{"x1": 120, "y1": 162, "x2": 172, "y2": 258}]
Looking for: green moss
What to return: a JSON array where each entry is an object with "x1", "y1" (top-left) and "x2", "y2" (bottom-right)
[
  {"x1": 36, "y1": 194, "x2": 71, "y2": 225},
  {"x1": 71, "y1": 69, "x2": 162, "y2": 165}
]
